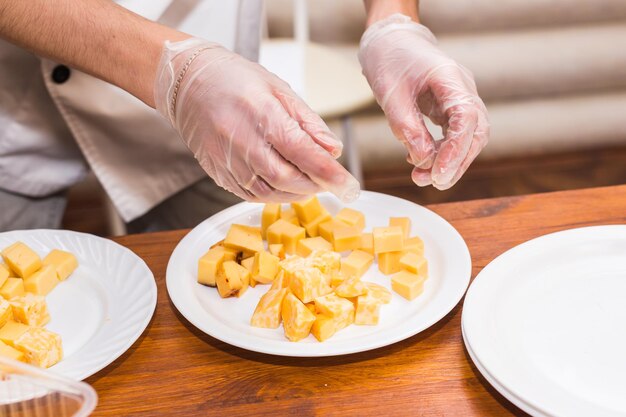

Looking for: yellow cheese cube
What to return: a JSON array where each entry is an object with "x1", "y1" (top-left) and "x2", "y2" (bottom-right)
[
  {"x1": 1, "y1": 242, "x2": 42, "y2": 278},
  {"x1": 307, "y1": 250, "x2": 342, "y2": 277},
  {"x1": 252, "y1": 251, "x2": 280, "y2": 284},
  {"x1": 318, "y1": 219, "x2": 344, "y2": 243},
  {"x1": 281, "y1": 293, "x2": 316, "y2": 342},
  {"x1": 0, "y1": 263, "x2": 10, "y2": 287},
  {"x1": 269, "y1": 270, "x2": 290, "y2": 290},
  {"x1": 279, "y1": 256, "x2": 309, "y2": 281},
  {"x1": 291, "y1": 196, "x2": 324, "y2": 224},
  {"x1": 250, "y1": 288, "x2": 289, "y2": 328},
  {"x1": 268, "y1": 243, "x2": 285, "y2": 260},
  {"x1": 311, "y1": 314, "x2": 343, "y2": 342},
  {"x1": 279, "y1": 207, "x2": 300, "y2": 226},
  {"x1": 359, "y1": 233, "x2": 374, "y2": 255},
  {"x1": 289, "y1": 267, "x2": 333, "y2": 303},
  {"x1": 296, "y1": 236, "x2": 332, "y2": 258},
  {"x1": 10, "y1": 294, "x2": 50, "y2": 327},
  {"x1": 236, "y1": 267, "x2": 251, "y2": 298},
  {"x1": 0, "y1": 340, "x2": 24, "y2": 362},
  {"x1": 261, "y1": 203, "x2": 281, "y2": 238},
  {"x1": 241, "y1": 256, "x2": 255, "y2": 272},
  {"x1": 305, "y1": 302, "x2": 317, "y2": 314},
  {"x1": 0, "y1": 278, "x2": 25, "y2": 299},
  {"x1": 373, "y1": 226, "x2": 405, "y2": 254},
  {"x1": 333, "y1": 226, "x2": 362, "y2": 252},
  {"x1": 404, "y1": 236, "x2": 425, "y2": 256},
  {"x1": 10, "y1": 326, "x2": 63, "y2": 368},
  {"x1": 335, "y1": 208, "x2": 365, "y2": 230},
  {"x1": 389, "y1": 217, "x2": 411, "y2": 238},
  {"x1": 377, "y1": 251, "x2": 405, "y2": 275},
  {"x1": 341, "y1": 250, "x2": 374, "y2": 278},
  {"x1": 216, "y1": 261, "x2": 245, "y2": 298},
  {"x1": 391, "y1": 270, "x2": 426, "y2": 300},
  {"x1": 302, "y1": 211, "x2": 332, "y2": 237},
  {"x1": 335, "y1": 276, "x2": 368, "y2": 298},
  {"x1": 0, "y1": 297, "x2": 13, "y2": 328},
  {"x1": 42, "y1": 249, "x2": 78, "y2": 281},
  {"x1": 365, "y1": 283, "x2": 392, "y2": 304},
  {"x1": 314, "y1": 294, "x2": 355, "y2": 329},
  {"x1": 266, "y1": 219, "x2": 306, "y2": 254},
  {"x1": 223, "y1": 224, "x2": 264, "y2": 253},
  {"x1": 399, "y1": 252, "x2": 428, "y2": 277},
  {"x1": 198, "y1": 246, "x2": 238, "y2": 287},
  {"x1": 354, "y1": 292, "x2": 382, "y2": 325},
  {"x1": 329, "y1": 273, "x2": 346, "y2": 288},
  {"x1": 0, "y1": 321, "x2": 29, "y2": 345},
  {"x1": 23, "y1": 265, "x2": 59, "y2": 296}
]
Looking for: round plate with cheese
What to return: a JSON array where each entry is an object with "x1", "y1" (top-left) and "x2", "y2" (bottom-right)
[{"x1": 167, "y1": 191, "x2": 470, "y2": 357}]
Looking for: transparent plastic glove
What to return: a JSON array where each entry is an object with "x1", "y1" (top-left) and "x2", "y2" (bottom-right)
[
  {"x1": 358, "y1": 14, "x2": 489, "y2": 190},
  {"x1": 154, "y1": 38, "x2": 360, "y2": 202}
]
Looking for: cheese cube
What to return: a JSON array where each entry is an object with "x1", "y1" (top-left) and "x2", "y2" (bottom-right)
[
  {"x1": 279, "y1": 207, "x2": 300, "y2": 226},
  {"x1": 42, "y1": 249, "x2": 78, "y2": 281},
  {"x1": 268, "y1": 244, "x2": 285, "y2": 259},
  {"x1": 266, "y1": 219, "x2": 306, "y2": 254},
  {"x1": 0, "y1": 321, "x2": 29, "y2": 345},
  {"x1": 289, "y1": 267, "x2": 333, "y2": 303},
  {"x1": 359, "y1": 233, "x2": 374, "y2": 255},
  {"x1": 241, "y1": 256, "x2": 255, "y2": 272},
  {"x1": 373, "y1": 226, "x2": 404, "y2": 254},
  {"x1": 354, "y1": 292, "x2": 382, "y2": 325},
  {"x1": 281, "y1": 293, "x2": 316, "y2": 342},
  {"x1": 307, "y1": 250, "x2": 341, "y2": 276},
  {"x1": 0, "y1": 263, "x2": 10, "y2": 287},
  {"x1": 296, "y1": 236, "x2": 332, "y2": 258},
  {"x1": 291, "y1": 196, "x2": 324, "y2": 224},
  {"x1": 1, "y1": 242, "x2": 42, "y2": 278},
  {"x1": 335, "y1": 208, "x2": 365, "y2": 230},
  {"x1": 0, "y1": 340, "x2": 24, "y2": 362},
  {"x1": 365, "y1": 283, "x2": 392, "y2": 304},
  {"x1": 252, "y1": 251, "x2": 280, "y2": 284},
  {"x1": 223, "y1": 224, "x2": 264, "y2": 253},
  {"x1": 329, "y1": 273, "x2": 346, "y2": 288},
  {"x1": 305, "y1": 302, "x2": 317, "y2": 314},
  {"x1": 0, "y1": 278, "x2": 25, "y2": 299},
  {"x1": 279, "y1": 256, "x2": 309, "y2": 281},
  {"x1": 341, "y1": 250, "x2": 374, "y2": 278},
  {"x1": 7, "y1": 326, "x2": 63, "y2": 368},
  {"x1": 335, "y1": 276, "x2": 368, "y2": 298},
  {"x1": 250, "y1": 288, "x2": 289, "y2": 328},
  {"x1": 311, "y1": 314, "x2": 339, "y2": 342},
  {"x1": 10, "y1": 294, "x2": 50, "y2": 327},
  {"x1": 404, "y1": 236, "x2": 425, "y2": 256},
  {"x1": 302, "y1": 211, "x2": 332, "y2": 237},
  {"x1": 389, "y1": 217, "x2": 411, "y2": 238},
  {"x1": 23, "y1": 265, "x2": 59, "y2": 296},
  {"x1": 377, "y1": 251, "x2": 405, "y2": 275},
  {"x1": 216, "y1": 261, "x2": 246, "y2": 298},
  {"x1": 261, "y1": 203, "x2": 281, "y2": 238},
  {"x1": 399, "y1": 252, "x2": 428, "y2": 277},
  {"x1": 318, "y1": 219, "x2": 344, "y2": 243},
  {"x1": 0, "y1": 297, "x2": 13, "y2": 328},
  {"x1": 314, "y1": 294, "x2": 355, "y2": 329},
  {"x1": 269, "y1": 270, "x2": 290, "y2": 290},
  {"x1": 391, "y1": 270, "x2": 426, "y2": 300},
  {"x1": 333, "y1": 226, "x2": 362, "y2": 252},
  {"x1": 236, "y1": 266, "x2": 251, "y2": 298},
  {"x1": 198, "y1": 246, "x2": 238, "y2": 287}
]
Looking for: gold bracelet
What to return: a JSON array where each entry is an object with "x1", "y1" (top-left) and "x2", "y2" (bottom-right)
[{"x1": 170, "y1": 46, "x2": 211, "y2": 120}]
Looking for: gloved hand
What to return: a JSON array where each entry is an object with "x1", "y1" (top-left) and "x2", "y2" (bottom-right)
[
  {"x1": 154, "y1": 38, "x2": 360, "y2": 203},
  {"x1": 358, "y1": 14, "x2": 489, "y2": 190}
]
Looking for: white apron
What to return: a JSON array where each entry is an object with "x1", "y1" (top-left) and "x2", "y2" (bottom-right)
[{"x1": 0, "y1": 0, "x2": 262, "y2": 222}]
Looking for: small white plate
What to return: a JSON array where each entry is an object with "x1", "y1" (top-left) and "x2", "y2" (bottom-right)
[
  {"x1": 0, "y1": 230, "x2": 157, "y2": 381},
  {"x1": 167, "y1": 191, "x2": 471, "y2": 357},
  {"x1": 462, "y1": 225, "x2": 626, "y2": 417}
]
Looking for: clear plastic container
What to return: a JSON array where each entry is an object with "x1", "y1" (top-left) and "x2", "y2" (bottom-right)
[{"x1": 0, "y1": 357, "x2": 97, "y2": 417}]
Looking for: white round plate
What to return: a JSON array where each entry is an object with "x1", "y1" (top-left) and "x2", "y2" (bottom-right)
[
  {"x1": 167, "y1": 191, "x2": 471, "y2": 357},
  {"x1": 462, "y1": 225, "x2": 626, "y2": 417},
  {"x1": 0, "y1": 230, "x2": 157, "y2": 381}
]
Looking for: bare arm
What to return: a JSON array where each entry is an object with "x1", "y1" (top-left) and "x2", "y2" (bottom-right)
[
  {"x1": 0, "y1": 0, "x2": 189, "y2": 107},
  {"x1": 364, "y1": 0, "x2": 420, "y2": 26}
]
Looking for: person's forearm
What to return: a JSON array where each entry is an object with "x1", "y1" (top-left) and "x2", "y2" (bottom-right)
[
  {"x1": 364, "y1": 0, "x2": 420, "y2": 26},
  {"x1": 0, "y1": 0, "x2": 189, "y2": 107}
]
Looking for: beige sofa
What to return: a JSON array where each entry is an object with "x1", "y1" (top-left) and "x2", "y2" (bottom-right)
[{"x1": 266, "y1": 0, "x2": 626, "y2": 168}]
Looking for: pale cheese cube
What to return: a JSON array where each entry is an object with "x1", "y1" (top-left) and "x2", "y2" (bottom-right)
[
  {"x1": 341, "y1": 250, "x2": 374, "y2": 278},
  {"x1": 241, "y1": 256, "x2": 255, "y2": 272},
  {"x1": 313, "y1": 294, "x2": 355, "y2": 329},
  {"x1": 198, "y1": 246, "x2": 238, "y2": 287},
  {"x1": 335, "y1": 208, "x2": 365, "y2": 230},
  {"x1": 279, "y1": 207, "x2": 300, "y2": 226},
  {"x1": 268, "y1": 243, "x2": 285, "y2": 260},
  {"x1": 261, "y1": 203, "x2": 281, "y2": 238},
  {"x1": 291, "y1": 196, "x2": 324, "y2": 224},
  {"x1": 250, "y1": 288, "x2": 289, "y2": 328},
  {"x1": 302, "y1": 211, "x2": 331, "y2": 237},
  {"x1": 354, "y1": 293, "x2": 382, "y2": 325},
  {"x1": 317, "y1": 219, "x2": 344, "y2": 243},
  {"x1": 269, "y1": 270, "x2": 290, "y2": 291},
  {"x1": 404, "y1": 236, "x2": 425, "y2": 257},
  {"x1": 42, "y1": 249, "x2": 78, "y2": 281},
  {"x1": 0, "y1": 263, "x2": 10, "y2": 287},
  {"x1": 377, "y1": 251, "x2": 405, "y2": 275},
  {"x1": 223, "y1": 224, "x2": 264, "y2": 253},
  {"x1": 334, "y1": 276, "x2": 368, "y2": 298},
  {"x1": 0, "y1": 297, "x2": 13, "y2": 328},
  {"x1": 252, "y1": 251, "x2": 280, "y2": 284},
  {"x1": 399, "y1": 252, "x2": 428, "y2": 277},
  {"x1": 10, "y1": 294, "x2": 50, "y2": 327},
  {"x1": 332, "y1": 226, "x2": 362, "y2": 252},
  {"x1": 296, "y1": 236, "x2": 332, "y2": 258},
  {"x1": 266, "y1": 219, "x2": 306, "y2": 254},
  {"x1": 389, "y1": 217, "x2": 411, "y2": 239},
  {"x1": 11, "y1": 326, "x2": 63, "y2": 368},
  {"x1": 373, "y1": 226, "x2": 405, "y2": 254},
  {"x1": 0, "y1": 278, "x2": 25, "y2": 299},
  {"x1": 281, "y1": 293, "x2": 316, "y2": 342},
  {"x1": 0, "y1": 321, "x2": 29, "y2": 345},
  {"x1": 359, "y1": 233, "x2": 374, "y2": 255},
  {"x1": 289, "y1": 267, "x2": 332, "y2": 304},
  {"x1": 1, "y1": 242, "x2": 41, "y2": 278},
  {"x1": 0, "y1": 340, "x2": 24, "y2": 362},
  {"x1": 307, "y1": 250, "x2": 341, "y2": 276},
  {"x1": 391, "y1": 270, "x2": 426, "y2": 300},
  {"x1": 23, "y1": 265, "x2": 59, "y2": 296},
  {"x1": 365, "y1": 283, "x2": 392, "y2": 304}
]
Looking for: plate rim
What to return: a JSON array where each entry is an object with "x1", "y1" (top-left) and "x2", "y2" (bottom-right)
[{"x1": 166, "y1": 191, "x2": 472, "y2": 357}]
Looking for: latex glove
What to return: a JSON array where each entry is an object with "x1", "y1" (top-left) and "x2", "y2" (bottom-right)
[
  {"x1": 358, "y1": 14, "x2": 489, "y2": 190},
  {"x1": 154, "y1": 38, "x2": 360, "y2": 203}
]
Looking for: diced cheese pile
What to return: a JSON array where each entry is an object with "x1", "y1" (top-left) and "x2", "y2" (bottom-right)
[
  {"x1": 0, "y1": 242, "x2": 78, "y2": 367},
  {"x1": 197, "y1": 195, "x2": 429, "y2": 342}
]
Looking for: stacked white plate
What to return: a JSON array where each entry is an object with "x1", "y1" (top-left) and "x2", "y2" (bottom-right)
[{"x1": 462, "y1": 225, "x2": 626, "y2": 417}]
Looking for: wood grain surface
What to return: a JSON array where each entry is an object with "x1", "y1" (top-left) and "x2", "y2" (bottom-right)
[{"x1": 83, "y1": 185, "x2": 626, "y2": 416}]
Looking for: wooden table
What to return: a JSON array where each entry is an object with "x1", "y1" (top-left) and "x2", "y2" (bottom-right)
[{"x1": 86, "y1": 185, "x2": 626, "y2": 416}]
